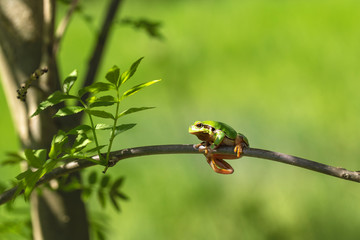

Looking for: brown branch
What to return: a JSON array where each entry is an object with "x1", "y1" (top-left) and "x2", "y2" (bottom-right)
[
  {"x1": 82, "y1": 0, "x2": 122, "y2": 90},
  {"x1": 53, "y1": 0, "x2": 80, "y2": 55},
  {"x1": 243, "y1": 148, "x2": 360, "y2": 182},
  {"x1": 1, "y1": 144, "x2": 360, "y2": 205}
]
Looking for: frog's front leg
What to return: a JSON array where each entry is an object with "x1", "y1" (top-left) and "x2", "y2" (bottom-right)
[
  {"x1": 195, "y1": 141, "x2": 212, "y2": 155},
  {"x1": 206, "y1": 155, "x2": 234, "y2": 174},
  {"x1": 234, "y1": 135, "x2": 248, "y2": 158}
]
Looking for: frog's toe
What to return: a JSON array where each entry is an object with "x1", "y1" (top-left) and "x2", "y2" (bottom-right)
[{"x1": 234, "y1": 145, "x2": 242, "y2": 158}]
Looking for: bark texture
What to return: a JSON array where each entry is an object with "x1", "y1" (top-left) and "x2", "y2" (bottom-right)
[{"x1": 0, "y1": 0, "x2": 89, "y2": 239}]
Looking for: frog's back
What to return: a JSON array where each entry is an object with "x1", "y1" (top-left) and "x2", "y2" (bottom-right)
[{"x1": 202, "y1": 121, "x2": 238, "y2": 139}]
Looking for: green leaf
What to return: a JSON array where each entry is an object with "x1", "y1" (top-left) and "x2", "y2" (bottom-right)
[
  {"x1": 88, "y1": 171, "x2": 98, "y2": 185},
  {"x1": 86, "y1": 110, "x2": 114, "y2": 119},
  {"x1": 16, "y1": 169, "x2": 32, "y2": 181},
  {"x1": 87, "y1": 95, "x2": 116, "y2": 104},
  {"x1": 115, "y1": 192, "x2": 129, "y2": 201},
  {"x1": 109, "y1": 177, "x2": 127, "y2": 212},
  {"x1": 89, "y1": 100, "x2": 116, "y2": 108},
  {"x1": 53, "y1": 106, "x2": 84, "y2": 117},
  {"x1": 100, "y1": 175, "x2": 110, "y2": 188},
  {"x1": 118, "y1": 107, "x2": 154, "y2": 118},
  {"x1": 85, "y1": 145, "x2": 107, "y2": 154},
  {"x1": 97, "y1": 189, "x2": 106, "y2": 208},
  {"x1": 120, "y1": 57, "x2": 144, "y2": 85},
  {"x1": 78, "y1": 82, "x2": 114, "y2": 97},
  {"x1": 23, "y1": 169, "x2": 43, "y2": 199},
  {"x1": 109, "y1": 194, "x2": 121, "y2": 212},
  {"x1": 63, "y1": 70, "x2": 78, "y2": 94},
  {"x1": 1, "y1": 152, "x2": 25, "y2": 166},
  {"x1": 73, "y1": 134, "x2": 92, "y2": 151},
  {"x1": 82, "y1": 187, "x2": 92, "y2": 201},
  {"x1": 95, "y1": 123, "x2": 113, "y2": 130},
  {"x1": 112, "y1": 124, "x2": 136, "y2": 137},
  {"x1": 31, "y1": 91, "x2": 78, "y2": 117},
  {"x1": 43, "y1": 159, "x2": 58, "y2": 173},
  {"x1": 111, "y1": 177, "x2": 125, "y2": 191},
  {"x1": 121, "y1": 18, "x2": 163, "y2": 39},
  {"x1": 20, "y1": 160, "x2": 58, "y2": 200},
  {"x1": 60, "y1": 177, "x2": 82, "y2": 192},
  {"x1": 24, "y1": 149, "x2": 47, "y2": 168},
  {"x1": 67, "y1": 124, "x2": 92, "y2": 135},
  {"x1": 105, "y1": 65, "x2": 120, "y2": 86},
  {"x1": 121, "y1": 79, "x2": 161, "y2": 99},
  {"x1": 49, "y1": 130, "x2": 68, "y2": 160}
]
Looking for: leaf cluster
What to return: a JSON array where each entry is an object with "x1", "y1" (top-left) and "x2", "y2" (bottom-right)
[
  {"x1": 83, "y1": 171, "x2": 128, "y2": 212},
  {"x1": 121, "y1": 18, "x2": 163, "y2": 39},
  {"x1": 13, "y1": 57, "x2": 161, "y2": 200}
]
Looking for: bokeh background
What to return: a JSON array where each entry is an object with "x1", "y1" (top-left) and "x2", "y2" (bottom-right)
[{"x1": 1, "y1": 0, "x2": 360, "y2": 239}]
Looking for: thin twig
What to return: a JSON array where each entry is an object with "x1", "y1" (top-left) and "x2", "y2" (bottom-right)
[
  {"x1": 243, "y1": 148, "x2": 360, "y2": 182},
  {"x1": 53, "y1": 0, "x2": 80, "y2": 55},
  {"x1": 1, "y1": 144, "x2": 359, "y2": 205}
]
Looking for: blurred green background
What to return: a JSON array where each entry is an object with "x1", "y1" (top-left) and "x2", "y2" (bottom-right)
[{"x1": 1, "y1": 0, "x2": 360, "y2": 239}]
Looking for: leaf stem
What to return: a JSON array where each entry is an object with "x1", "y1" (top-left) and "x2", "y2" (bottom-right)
[
  {"x1": 80, "y1": 99, "x2": 104, "y2": 165},
  {"x1": 103, "y1": 90, "x2": 121, "y2": 173}
]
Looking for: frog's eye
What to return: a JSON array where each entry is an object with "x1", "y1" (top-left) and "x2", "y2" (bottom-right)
[
  {"x1": 196, "y1": 123, "x2": 203, "y2": 128},
  {"x1": 211, "y1": 127, "x2": 215, "y2": 132}
]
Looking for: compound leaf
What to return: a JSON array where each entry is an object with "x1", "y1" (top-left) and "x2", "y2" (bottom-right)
[{"x1": 53, "y1": 106, "x2": 84, "y2": 118}]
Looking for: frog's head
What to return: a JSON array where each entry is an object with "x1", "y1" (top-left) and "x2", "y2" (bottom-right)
[{"x1": 189, "y1": 121, "x2": 215, "y2": 142}]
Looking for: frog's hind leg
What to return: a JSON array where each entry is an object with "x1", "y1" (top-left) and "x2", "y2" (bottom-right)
[{"x1": 206, "y1": 157, "x2": 234, "y2": 174}]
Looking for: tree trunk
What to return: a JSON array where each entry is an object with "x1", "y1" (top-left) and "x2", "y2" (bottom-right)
[{"x1": 0, "y1": 0, "x2": 89, "y2": 239}]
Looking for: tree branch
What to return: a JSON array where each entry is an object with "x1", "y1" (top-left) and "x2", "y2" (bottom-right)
[
  {"x1": 82, "y1": 0, "x2": 122, "y2": 90},
  {"x1": 53, "y1": 0, "x2": 80, "y2": 55},
  {"x1": 1, "y1": 144, "x2": 359, "y2": 205}
]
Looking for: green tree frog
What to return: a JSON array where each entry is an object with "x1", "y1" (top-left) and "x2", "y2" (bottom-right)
[{"x1": 189, "y1": 120, "x2": 249, "y2": 174}]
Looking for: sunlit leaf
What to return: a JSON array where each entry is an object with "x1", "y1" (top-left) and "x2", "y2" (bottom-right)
[
  {"x1": 23, "y1": 169, "x2": 43, "y2": 199},
  {"x1": 89, "y1": 96, "x2": 117, "y2": 109},
  {"x1": 53, "y1": 106, "x2": 84, "y2": 117},
  {"x1": 88, "y1": 95, "x2": 116, "y2": 104},
  {"x1": 120, "y1": 57, "x2": 143, "y2": 85},
  {"x1": 95, "y1": 123, "x2": 112, "y2": 130},
  {"x1": 31, "y1": 91, "x2": 78, "y2": 117},
  {"x1": 118, "y1": 107, "x2": 154, "y2": 118},
  {"x1": 20, "y1": 160, "x2": 58, "y2": 200},
  {"x1": 63, "y1": 70, "x2": 78, "y2": 94},
  {"x1": 78, "y1": 82, "x2": 114, "y2": 97},
  {"x1": 121, "y1": 80, "x2": 161, "y2": 99},
  {"x1": 73, "y1": 134, "x2": 92, "y2": 151},
  {"x1": 49, "y1": 130, "x2": 68, "y2": 160}
]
